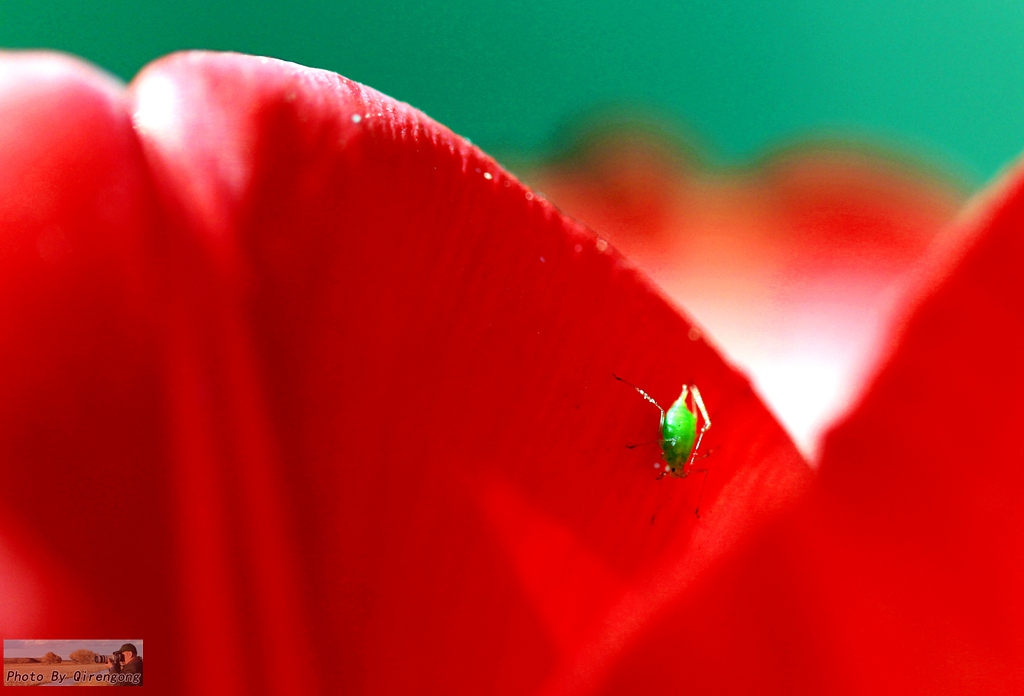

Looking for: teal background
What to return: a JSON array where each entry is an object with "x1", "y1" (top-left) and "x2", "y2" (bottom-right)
[{"x1": 2, "y1": 0, "x2": 1021, "y2": 186}]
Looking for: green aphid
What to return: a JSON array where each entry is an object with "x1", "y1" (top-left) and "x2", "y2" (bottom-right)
[
  {"x1": 661, "y1": 384, "x2": 708, "y2": 471},
  {"x1": 614, "y1": 374, "x2": 713, "y2": 515}
]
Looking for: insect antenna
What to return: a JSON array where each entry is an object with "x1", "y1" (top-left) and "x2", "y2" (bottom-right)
[{"x1": 612, "y1": 373, "x2": 665, "y2": 420}]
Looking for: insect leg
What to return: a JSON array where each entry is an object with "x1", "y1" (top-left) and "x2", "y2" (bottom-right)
[
  {"x1": 689, "y1": 385, "x2": 711, "y2": 430},
  {"x1": 683, "y1": 386, "x2": 712, "y2": 516},
  {"x1": 625, "y1": 440, "x2": 663, "y2": 449},
  {"x1": 693, "y1": 468, "x2": 710, "y2": 518},
  {"x1": 690, "y1": 447, "x2": 715, "y2": 462},
  {"x1": 687, "y1": 384, "x2": 711, "y2": 468}
]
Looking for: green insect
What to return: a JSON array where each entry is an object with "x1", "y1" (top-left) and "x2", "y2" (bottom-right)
[{"x1": 614, "y1": 374, "x2": 713, "y2": 515}]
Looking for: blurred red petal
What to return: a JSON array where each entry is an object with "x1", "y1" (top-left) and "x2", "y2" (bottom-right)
[
  {"x1": 1, "y1": 51, "x2": 810, "y2": 694},
  {"x1": 810, "y1": 158, "x2": 1024, "y2": 693},
  {"x1": 528, "y1": 135, "x2": 964, "y2": 454},
  {"x1": 0, "y1": 52, "x2": 171, "y2": 638}
]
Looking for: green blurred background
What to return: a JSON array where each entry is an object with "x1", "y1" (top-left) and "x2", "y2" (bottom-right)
[{"x1": 2, "y1": 0, "x2": 1020, "y2": 187}]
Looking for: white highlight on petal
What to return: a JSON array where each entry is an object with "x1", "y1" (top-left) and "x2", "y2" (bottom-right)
[{"x1": 132, "y1": 71, "x2": 183, "y2": 146}]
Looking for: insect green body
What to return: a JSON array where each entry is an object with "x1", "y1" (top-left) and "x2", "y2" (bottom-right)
[
  {"x1": 614, "y1": 375, "x2": 713, "y2": 515},
  {"x1": 613, "y1": 375, "x2": 711, "y2": 475},
  {"x1": 659, "y1": 384, "x2": 710, "y2": 477},
  {"x1": 662, "y1": 388, "x2": 698, "y2": 469}
]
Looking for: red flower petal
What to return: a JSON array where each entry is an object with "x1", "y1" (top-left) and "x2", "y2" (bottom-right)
[
  {"x1": 0, "y1": 53, "x2": 171, "y2": 638},
  {"x1": 1, "y1": 51, "x2": 809, "y2": 693},
  {"x1": 811, "y1": 159, "x2": 1024, "y2": 693}
]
